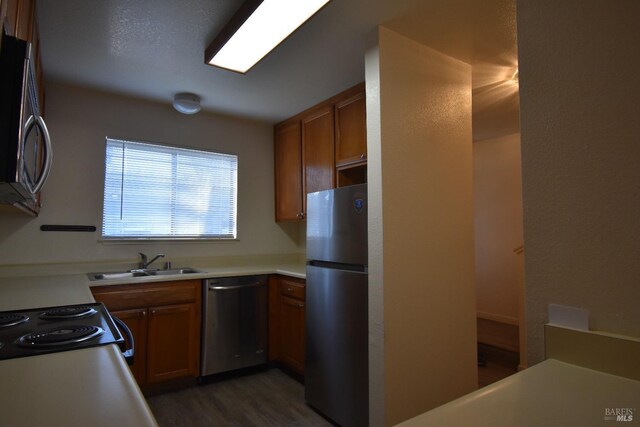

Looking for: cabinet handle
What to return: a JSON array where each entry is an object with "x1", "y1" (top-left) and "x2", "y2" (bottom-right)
[
  {"x1": 360, "y1": 153, "x2": 366, "y2": 159},
  {"x1": 151, "y1": 310, "x2": 156, "y2": 315},
  {"x1": 287, "y1": 287, "x2": 293, "y2": 292},
  {"x1": 141, "y1": 311, "x2": 146, "y2": 317},
  {"x1": 298, "y1": 303, "x2": 305, "y2": 308},
  {"x1": 296, "y1": 212, "x2": 305, "y2": 219}
]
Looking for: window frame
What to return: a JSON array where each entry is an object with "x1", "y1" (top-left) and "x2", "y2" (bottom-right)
[{"x1": 100, "y1": 137, "x2": 239, "y2": 242}]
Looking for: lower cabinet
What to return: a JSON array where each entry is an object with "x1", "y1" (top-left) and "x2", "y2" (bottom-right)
[
  {"x1": 280, "y1": 295, "x2": 305, "y2": 373},
  {"x1": 91, "y1": 280, "x2": 201, "y2": 387},
  {"x1": 94, "y1": 275, "x2": 305, "y2": 384},
  {"x1": 146, "y1": 303, "x2": 199, "y2": 384},
  {"x1": 269, "y1": 275, "x2": 306, "y2": 375},
  {"x1": 110, "y1": 307, "x2": 147, "y2": 385}
]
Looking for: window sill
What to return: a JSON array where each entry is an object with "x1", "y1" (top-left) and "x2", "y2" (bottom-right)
[{"x1": 98, "y1": 237, "x2": 239, "y2": 244}]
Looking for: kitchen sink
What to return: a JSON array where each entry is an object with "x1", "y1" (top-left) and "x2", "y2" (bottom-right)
[
  {"x1": 88, "y1": 271, "x2": 149, "y2": 280},
  {"x1": 87, "y1": 268, "x2": 203, "y2": 281}
]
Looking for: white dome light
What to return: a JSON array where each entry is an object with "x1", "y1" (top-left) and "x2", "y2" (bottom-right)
[{"x1": 173, "y1": 93, "x2": 201, "y2": 114}]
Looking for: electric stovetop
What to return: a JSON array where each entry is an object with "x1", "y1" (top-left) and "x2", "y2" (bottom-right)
[{"x1": 0, "y1": 302, "x2": 124, "y2": 361}]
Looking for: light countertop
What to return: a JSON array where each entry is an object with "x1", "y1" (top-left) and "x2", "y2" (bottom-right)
[
  {"x1": 0, "y1": 263, "x2": 306, "y2": 311},
  {"x1": 398, "y1": 358, "x2": 640, "y2": 427},
  {"x1": 0, "y1": 261, "x2": 306, "y2": 426},
  {"x1": 0, "y1": 345, "x2": 158, "y2": 427}
]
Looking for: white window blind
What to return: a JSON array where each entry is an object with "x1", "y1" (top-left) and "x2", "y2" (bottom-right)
[{"x1": 102, "y1": 138, "x2": 237, "y2": 239}]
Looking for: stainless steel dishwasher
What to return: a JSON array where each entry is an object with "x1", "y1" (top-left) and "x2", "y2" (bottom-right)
[{"x1": 201, "y1": 275, "x2": 268, "y2": 376}]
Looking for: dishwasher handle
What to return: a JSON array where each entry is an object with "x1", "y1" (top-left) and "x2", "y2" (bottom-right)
[{"x1": 208, "y1": 282, "x2": 265, "y2": 291}]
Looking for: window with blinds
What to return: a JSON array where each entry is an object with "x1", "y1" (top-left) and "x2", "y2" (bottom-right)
[{"x1": 102, "y1": 138, "x2": 237, "y2": 239}]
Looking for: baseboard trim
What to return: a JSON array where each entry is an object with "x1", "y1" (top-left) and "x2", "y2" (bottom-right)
[
  {"x1": 477, "y1": 311, "x2": 519, "y2": 326},
  {"x1": 477, "y1": 316, "x2": 519, "y2": 353}
]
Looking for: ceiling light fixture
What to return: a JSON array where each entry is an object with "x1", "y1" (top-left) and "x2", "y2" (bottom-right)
[
  {"x1": 173, "y1": 93, "x2": 201, "y2": 114},
  {"x1": 205, "y1": 0, "x2": 331, "y2": 74}
]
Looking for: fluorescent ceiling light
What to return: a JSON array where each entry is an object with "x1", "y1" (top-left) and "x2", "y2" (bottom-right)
[{"x1": 205, "y1": 0, "x2": 331, "y2": 73}]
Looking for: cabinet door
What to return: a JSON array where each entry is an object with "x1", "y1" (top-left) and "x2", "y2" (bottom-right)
[
  {"x1": 15, "y1": 0, "x2": 33, "y2": 41},
  {"x1": 112, "y1": 308, "x2": 148, "y2": 386},
  {"x1": 335, "y1": 90, "x2": 367, "y2": 167},
  {"x1": 268, "y1": 276, "x2": 280, "y2": 361},
  {"x1": 2, "y1": 0, "x2": 19, "y2": 36},
  {"x1": 274, "y1": 120, "x2": 304, "y2": 221},
  {"x1": 279, "y1": 295, "x2": 305, "y2": 374},
  {"x1": 302, "y1": 105, "x2": 335, "y2": 214},
  {"x1": 146, "y1": 303, "x2": 200, "y2": 384}
]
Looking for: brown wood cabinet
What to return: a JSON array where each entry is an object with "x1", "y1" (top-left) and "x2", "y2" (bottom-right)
[
  {"x1": 273, "y1": 83, "x2": 366, "y2": 221},
  {"x1": 269, "y1": 275, "x2": 306, "y2": 375},
  {"x1": 1, "y1": 0, "x2": 20, "y2": 35},
  {"x1": 146, "y1": 303, "x2": 200, "y2": 384},
  {"x1": 274, "y1": 104, "x2": 336, "y2": 221},
  {"x1": 1, "y1": 0, "x2": 45, "y2": 112},
  {"x1": 302, "y1": 104, "x2": 335, "y2": 208},
  {"x1": 15, "y1": 0, "x2": 33, "y2": 41},
  {"x1": 91, "y1": 280, "x2": 201, "y2": 386},
  {"x1": 111, "y1": 307, "x2": 147, "y2": 384},
  {"x1": 274, "y1": 121, "x2": 304, "y2": 221},
  {"x1": 335, "y1": 90, "x2": 367, "y2": 167},
  {"x1": 279, "y1": 295, "x2": 305, "y2": 374}
]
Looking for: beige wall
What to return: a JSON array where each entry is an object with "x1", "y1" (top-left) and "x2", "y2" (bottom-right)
[
  {"x1": 365, "y1": 32, "x2": 385, "y2": 427},
  {"x1": 517, "y1": 0, "x2": 640, "y2": 364},
  {"x1": 367, "y1": 26, "x2": 477, "y2": 426},
  {"x1": 0, "y1": 83, "x2": 304, "y2": 267},
  {"x1": 473, "y1": 133, "x2": 523, "y2": 323}
]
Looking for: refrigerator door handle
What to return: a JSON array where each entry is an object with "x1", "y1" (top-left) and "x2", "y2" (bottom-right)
[{"x1": 307, "y1": 260, "x2": 367, "y2": 273}]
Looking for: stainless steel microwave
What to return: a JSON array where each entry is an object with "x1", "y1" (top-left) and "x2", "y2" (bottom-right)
[{"x1": 0, "y1": 31, "x2": 52, "y2": 215}]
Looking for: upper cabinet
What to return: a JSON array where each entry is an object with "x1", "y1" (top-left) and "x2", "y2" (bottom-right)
[
  {"x1": 15, "y1": 0, "x2": 33, "y2": 41},
  {"x1": 274, "y1": 121, "x2": 304, "y2": 221},
  {"x1": 1, "y1": 0, "x2": 45, "y2": 112},
  {"x1": 301, "y1": 104, "x2": 335, "y2": 210},
  {"x1": 0, "y1": 0, "x2": 44, "y2": 116},
  {"x1": 1, "y1": 0, "x2": 18, "y2": 35},
  {"x1": 335, "y1": 91, "x2": 367, "y2": 167},
  {"x1": 274, "y1": 83, "x2": 366, "y2": 222}
]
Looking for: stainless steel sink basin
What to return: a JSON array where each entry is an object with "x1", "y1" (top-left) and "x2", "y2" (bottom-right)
[
  {"x1": 87, "y1": 268, "x2": 203, "y2": 281},
  {"x1": 88, "y1": 271, "x2": 149, "y2": 281}
]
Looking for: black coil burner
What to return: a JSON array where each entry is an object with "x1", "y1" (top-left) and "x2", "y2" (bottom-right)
[
  {"x1": 39, "y1": 306, "x2": 97, "y2": 320},
  {"x1": 0, "y1": 313, "x2": 30, "y2": 328},
  {"x1": 17, "y1": 325, "x2": 105, "y2": 348},
  {"x1": 0, "y1": 303, "x2": 125, "y2": 361}
]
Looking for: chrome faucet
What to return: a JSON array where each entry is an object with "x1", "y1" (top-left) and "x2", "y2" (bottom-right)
[{"x1": 138, "y1": 252, "x2": 165, "y2": 269}]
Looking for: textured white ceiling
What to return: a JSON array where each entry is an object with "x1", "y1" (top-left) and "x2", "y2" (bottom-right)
[{"x1": 36, "y1": 0, "x2": 518, "y2": 128}]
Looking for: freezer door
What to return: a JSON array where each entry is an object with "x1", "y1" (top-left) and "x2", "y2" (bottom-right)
[
  {"x1": 305, "y1": 265, "x2": 368, "y2": 427},
  {"x1": 307, "y1": 183, "x2": 367, "y2": 265}
]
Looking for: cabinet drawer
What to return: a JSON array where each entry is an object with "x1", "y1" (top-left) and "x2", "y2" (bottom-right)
[
  {"x1": 92, "y1": 279, "x2": 200, "y2": 311},
  {"x1": 278, "y1": 277, "x2": 305, "y2": 300}
]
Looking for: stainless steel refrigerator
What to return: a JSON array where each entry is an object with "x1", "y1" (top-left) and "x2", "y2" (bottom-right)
[{"x1": 305, "y1": 183, "x2": 368, "y2": 427}]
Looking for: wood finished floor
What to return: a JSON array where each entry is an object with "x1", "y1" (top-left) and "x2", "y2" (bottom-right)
[
  {"x1": 147, "y1": 363, "x2": 517, "y2": 426},
  {"x1": 146, "y1": 369, "x2": 332, "y2": 427}
]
